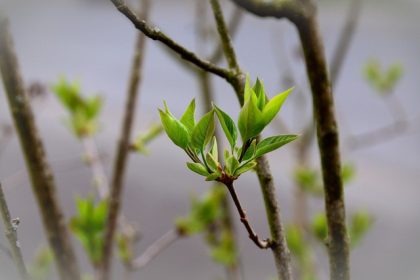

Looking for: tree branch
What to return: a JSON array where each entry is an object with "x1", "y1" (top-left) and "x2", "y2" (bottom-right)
[
  {"x1": 99, "y1": 1, "x2": 150, "y2": 278},
  {"x1": 209, "y1": 2, "x2": 293, "y2": 279},
  {"x1": 0, "y1": 16, "x2": 80, "y2": 280},
  {"x1": 229, "y1": 0, "x2": 303, "y2": 21},
  {"x1": 129, "y1": 229, "x2": 180, "y2": 270},
  {"x1": 223, "y1": 181, "x2": 271, "y2": 249},
  {"x1": 109, "y1": 0, "x2": 234, "y2": 82},
  {"x1": 0, "y1": 183, "x2": 28, "y2": 280},
  {"x1": 296, "y1": 13, "x2": 349, "y2": 280},
  {"x1": 330, "y1": 0, "x2": 361, "y2": 86}
]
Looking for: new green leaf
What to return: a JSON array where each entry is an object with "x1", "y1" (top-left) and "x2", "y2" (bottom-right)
[
  {"x1": 262, "y1": 87, "x2": 293, "y2": 125},
  {"x1": 186, "y1": 162, "x2": 209, "y2": 176},
  {"x1": 159, "y1": 108, "x2": 190, "y2": 149},
  {"x1": 214, "y1": 105, "x2": 237, "y2": 150},
  {"x1": 255, "y1": 135, "x2": 298, "y2": 158},
  {"x1": 191, "y1": 110, "x2": 215, "y2": 151},
  {"x1": 180, "y1": 99, "x2": 196, "y2": 133}
]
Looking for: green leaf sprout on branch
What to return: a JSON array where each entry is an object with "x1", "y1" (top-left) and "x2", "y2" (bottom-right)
[
  {"x1": 52, "y1": 77, "x2": 103, "y2": 138},
  {"x1": 158, "y1": 76, "x2": 297, "y2": 185}
]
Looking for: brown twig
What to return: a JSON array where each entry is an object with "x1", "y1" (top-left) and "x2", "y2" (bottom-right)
[
  {"x1": 229, "y1": 1, "x2": 350, "y2": 279},
  {"x1": 209, "y1": 1, "x2": 293, "y2": 279},
  {"x1": 99, "y1": 1, "x2": 150, "y2": 279},
  {"x1": 223, "y1": 180, "x2": 271, "y2": 249},
  {"x1": 109, "y1": 0, "x2": 234, "y2": 83},
  {"x1": 0, "y1": 16, "x2": 80, "y2": 280},
  {"x1": 0, "y1": 183, "x2": 28, "y2": 280}
]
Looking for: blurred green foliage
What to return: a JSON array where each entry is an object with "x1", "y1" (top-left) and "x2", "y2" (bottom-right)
[{"x1": 364, "y1": 59, "x2": 403, "y2": 95}]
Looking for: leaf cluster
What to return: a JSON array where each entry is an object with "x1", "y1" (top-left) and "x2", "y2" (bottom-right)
[
  {"x1": 175, "y1": 187, "x2": 225, "y2": 236},
  {"x1": 70, "y1": 196, "x2": 108, "y2": 266},
  {"x1": 52, "y1": 78, "x2": 103, "y2": 138},
  {"x1": 159, "y1": 76, "x2": 297, "y2": 183},
  {"x1": 364, "y1": 59, "x2": 403, "y2": 95}
]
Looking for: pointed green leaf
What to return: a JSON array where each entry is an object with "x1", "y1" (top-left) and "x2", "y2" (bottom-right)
[
  {"x1": 241, "y1": 139, "x2": 257, "y2": 162},
  {"x1": 180, "y1": 99, "x2": 196, "y2": 133},
  {"x1": 255, "y1": 135, "x2": 298, "y2": 158},
  {"x1": 191, "y1": 110, "x2": 215, "y2": 150},
  {"x1": 262, "y1": 87, "x2": 293, "y2": 125},
  {"x1": 225, "y1": 156, "x2": 239, "y2": 176},
  {"x1": 186, "y1": 162, "x2": 209, "y2": 176},
  {"x1": 253, "y1": 78, "x2": 266, "y2": 110},
  {"x1": 210, "y1": 137, "x2": 218, "y2": 162},
  {"x1": 238, "y1": 93, "x2": 265, "y2": 141},
  {"x1": 159, "y1": 109, "x2": 190, "y2": 149},
  {"x1": 234, "y1": 161, "x2": 256, "y2": 176},
  {"x1": 214, "y1": 105, "x2": 237, "y2": 150},
  {"x1": 243, "y1": 75, "x2": 253, "y2": 102},
  {"x1": 206, "y1": 152, "x2": 219, "y2": 172}
]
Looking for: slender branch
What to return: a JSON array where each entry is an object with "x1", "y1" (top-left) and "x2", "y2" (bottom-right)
[
  {"x1": 129, "y1": 229, "x2": 180, "y2": 270},
  {"x1": 210, "y1": 2, "x2": 293, "y2": 279},
  {"x1": 210, "y1": 0, "x2": 241, "y2": 73},
  {"x1": 330, "y1": 0, "x2": 361, "y2": 86},
  {"x1": 224, "y1": 181, "x2": 271, "y2": 249},
  {"x1": 346, "y1": 115, "x2": 420, "y2": 150},
  {"x1": 81, "y1": 137, "x2": 109, "y2": 199},
  {"x1": 109, "y1": 0, "x2": 234, "y2": 82},
  {"x1": 0, "y1": 183, "x2": 28, "y2": 280},
  {"x1": 296, "y1": 12, "x2": 349, "y2": 280},
  {"x1": 210, "y1": 8, "x2": 244, "y2": 63},
  {"x1": 230, "y1": 1, "x2": 350, "y2": 279},
  {"x1": 0, "y1": 16, "x2": 80, "y2": 280},
  {"x1": 99, "y1": 1, "x2": 150, "y2": 278}
]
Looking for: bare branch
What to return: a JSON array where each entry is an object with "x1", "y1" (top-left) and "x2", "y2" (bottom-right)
[
  {"x1": 0, "y1": 183, "x2": 28, "y2": 280},
  {"x1": 0, "y1": 16, "x2": 80, "y2": 280},
  {"x1": 99, "y1": 1, "x2": 150, "y2": 278},
  {"x1": 129, "y1": 229, "x2": 180, "y2": 270},
  {"x1": 223, "y1": 181, "x2": 271, "y2": 249},
  {"x1": 330, "y1": 0, "x2": 362, "y2": 86},
  {"x1": 109, "y1": 0, "x2": 234, "y2": 82}
]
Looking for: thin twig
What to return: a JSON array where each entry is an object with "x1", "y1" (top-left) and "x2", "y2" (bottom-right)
[
  {"x1": 109, "y1": 0, "x2": 234, "y2": 82},
  {"x1": 0, "y1": 183, "x2": 28, "y2": 280},
  {"x1": 129, "y1": 229, "x2": 180, "y2": 270},
  {"x1": 0, "y1": 15, "x2": 80, "y2": 280},
  {"x1": 209, "y1": 1, "x2": 293, "y2": 279},
  {"x1": 224, "y1": 181, "x2": 271, "y2": 249},
  {"x1": 100, "y1": 1, "x2": 150, "y2": 279},
  {"x1": 81, "y1": 137, "x2": 109, "y2": 199},
  {"x1": 330, "y1": 0, "x2": 361, "y2": 86}
]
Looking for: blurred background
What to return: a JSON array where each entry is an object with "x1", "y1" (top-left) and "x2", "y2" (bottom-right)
[{"x1": 0, "y1": 0, "x2": 419, "y2": 279}]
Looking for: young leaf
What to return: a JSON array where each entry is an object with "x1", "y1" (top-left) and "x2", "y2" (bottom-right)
[
  {"x1": 262, "y1": 87, "x2": 293, "y2": 125},
  {"x1": 234, "y1": 161, "x2": 256, "y2": 176},
  {"x1": 206, "y1": 172, "x2": 221, "y2": 181},
  {"x1": 191, "y1": 110, "x2": 215, "y2": 151},
  {"x1": 241, "y1": 138, "x2": 257, "y2": 162},
  {"x1": 186, "y1": 162, "x2": 210, "y2": 176},
  {"x1": 225, "y1": 156, "x2": 239, "y2": 176},
  {"x1": 206, "y1": 152, "x2": 219, "y2": 172},
  {"x1": 255, "y1": 135, "x2": 298, "y2": 158},
  {"x1": 238, "y1": 93, "x2": 265, "y2": 141},
  {"x1": 243, "y1": 75, "x2": 253, "y2": 102},
  {"x1": 253, "y1": 78, "x2": 266, "y2": 110},
  {"x1": 180, "y1": 99, "x2": 196, "y2": 133},
  {"x1": 210, "y1": 137, "x2": 218, "y2": 162},
  {"x1": 214, "y1": 105, "x2": 237, "y2": 150},
  {"x1": 159, "y1": 109, "x2": 190, "y2": 149}
]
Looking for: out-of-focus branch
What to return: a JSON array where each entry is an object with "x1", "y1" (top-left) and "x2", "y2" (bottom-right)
[
  {"x1": 347, "y1": 115, "x2": 420, "y2": 150},
  {"x1": 99, "y1": 1, "x2": 150, "y2": 279},
  {"x1": 109, "y1": 0, "x2": 234, "y2": 82},
  {"x1": 0, "y1": 16, "x2": 80, "y2": 280},
  {"x1": 0, "y1": 183, "x2": 28, "y2": 280},
  {"x1": 330, "y1": 0, "x2": 361, "y2": 86},
  {"x1": 81, "y1": 137, "x2": 109, "y2": 199},
  {"x1": 129, "y1": 229, "x2": 180, "y2": 270}
]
